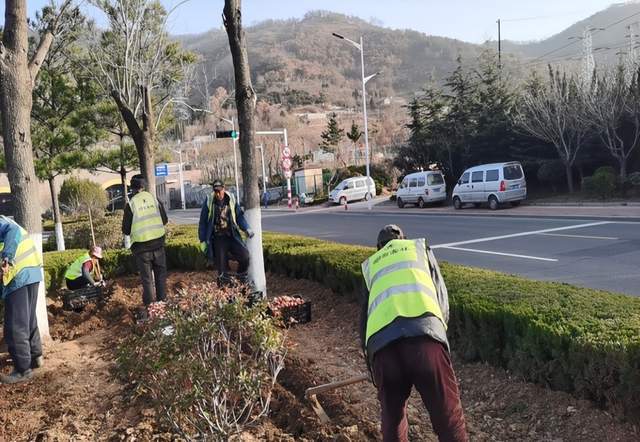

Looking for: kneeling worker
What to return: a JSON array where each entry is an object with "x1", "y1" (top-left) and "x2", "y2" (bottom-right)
[
  {"x1": 0, "y1": 216, "x2": 44, "y2": 384},
  {"x1": 122, "y1": 175, "x2": 168, "y2": 308},
  {"x1": 64, "y1": 246, "x2": 104, "y2": 290},
  {"x1": 198, "y1": 180, "x2": 254, "y2": 285},
  {"x1": 360, "y1": 225, "x2": 468, "y2": 441}
]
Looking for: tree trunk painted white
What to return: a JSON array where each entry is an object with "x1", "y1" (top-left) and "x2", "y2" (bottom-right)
[
  {"x1": 244, "y1": 208, "x2": 265, "y2": 294},
  {"x1": 54, "y1": 222, "x2": 65, "y2": 251},
  {"x1": 48, "y1": 176, "x2": 65, "y2": 251},
  {"x1": 31, "y1": 232, "x2": 50, "y2": 341}
]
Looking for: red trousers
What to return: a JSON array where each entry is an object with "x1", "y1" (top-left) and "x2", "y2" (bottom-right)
[{"x1": 372, "y1": 336, "x2": 468, "y2": 442}]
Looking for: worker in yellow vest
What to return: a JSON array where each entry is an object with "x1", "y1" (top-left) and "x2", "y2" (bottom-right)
[
  {"x1": 122, "y1": 175, "x2": 168, "y2": 311},
  {"x1": 360, "y1": 225, "x2": 467, "y2": 441},
  {"x1": 198, "y1": 180, "x2": 253, "y2": 286},
  {"x1": 0, "y1": 216, "x2": 44, "y2": 384},
  {"x1": 64, "y1": 246, "x2": 104, "y2": 290}
]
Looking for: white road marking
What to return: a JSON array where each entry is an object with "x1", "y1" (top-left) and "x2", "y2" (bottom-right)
[
  {"x1": 537, "y1": 233, "x2": 618, "y2": 240},
  {"x1": 431, "y1": 221, "x2": 612, "y2": 249},
  {"x1": 441, "y1": 246, "x2": 558, "y2": 262}
]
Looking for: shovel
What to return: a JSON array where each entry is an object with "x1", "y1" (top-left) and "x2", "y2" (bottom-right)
[{"x1": 304, "y1": 374, "x2": 369, "y2": 423}]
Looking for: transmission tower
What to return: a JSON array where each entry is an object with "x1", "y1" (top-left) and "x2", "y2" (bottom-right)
[
  {"x1": 624, "y1": 22, "x2": 639, "y2": 83},
  {"x1": 581, "y1": 27, "x2": 595, "y2": 87}
]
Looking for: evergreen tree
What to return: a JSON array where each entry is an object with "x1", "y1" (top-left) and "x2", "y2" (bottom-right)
[{"x1": 320, "y1": 112, "x2": 345, "y2": 153}]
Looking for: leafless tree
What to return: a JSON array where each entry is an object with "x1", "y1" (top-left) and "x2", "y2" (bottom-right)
[
  {"x1": 515, "y1": 67, "x2": 591, "y2": 193},
  {"x1": 585, "y1": 64, "x2": 640, "y2": 180},
  {"x1": 223, "y1": 0, "x2": 266, "y2": 294},
  {"x1": 85, "y1": 0, "x2": 193, "y2": 196},
  {"x1": 0, "y1": 0, "x2": 76, "y2": 338}
]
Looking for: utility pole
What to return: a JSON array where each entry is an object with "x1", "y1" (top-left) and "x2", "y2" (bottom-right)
[{"x1": 497, "y1": 18, "x2": 502, "y2": 69}]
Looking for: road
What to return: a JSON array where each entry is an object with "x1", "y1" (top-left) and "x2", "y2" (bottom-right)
[{"x1": 170, "y1": 202, "x2": 640, "y2": 296}]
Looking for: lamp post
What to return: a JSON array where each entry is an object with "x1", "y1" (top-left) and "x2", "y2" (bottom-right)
[
  {"x1": 171, "y1": 140, "x2": 186, "y2": 210},
  {"x1": 332, "y1": 32, "x2": 379, "y2": 210},
  {"x1": 219, "y1": 116, "x2": 241, "y2": 203}
]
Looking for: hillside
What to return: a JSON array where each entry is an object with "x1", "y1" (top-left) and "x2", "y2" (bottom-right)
[
  {"x1": 178, "y1": 11, "x2": 488, "y2": 107},
  {"x1": 503, "y1": 2, "x2": 640, "y2": 66}
]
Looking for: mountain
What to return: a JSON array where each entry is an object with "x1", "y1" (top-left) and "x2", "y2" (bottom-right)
[
  {"x1": 503, "y1": 2, "x2": 640, "y2": 67},
  {"x1": 178, "y1": 11, "x2": 488, "y2": 107}
]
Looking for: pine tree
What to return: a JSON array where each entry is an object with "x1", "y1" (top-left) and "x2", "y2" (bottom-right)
[{"x1": 320, "y1": 113, "x2": 345, "y2": 153}]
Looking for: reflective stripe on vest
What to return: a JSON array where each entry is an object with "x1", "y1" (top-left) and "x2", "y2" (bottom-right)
[
  {"x1": 207, "y1": 192, "x2": 237, "y2": 226},
  {"x1": 0, "y1": 223, "x2": 43, "y2": 286},
  {"x1": 64, "y1": 253, "x2": 91, "y2": 281},
  {"x1": 361, "y1": 238, "x2": 445, "y2": 346},
  {"x1": 130, "y1": 191, "x2": 165, "y2": 244}
]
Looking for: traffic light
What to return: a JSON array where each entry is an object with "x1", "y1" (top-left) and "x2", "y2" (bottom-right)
[{"x1": 215, "y1": 130, "x2": 239, "y2": 139}]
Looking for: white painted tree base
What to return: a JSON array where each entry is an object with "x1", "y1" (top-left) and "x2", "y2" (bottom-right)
[
  {"x1": 244, "y1": 208, "x2": 266, "y2": 296},
  {"x1": 54, "y1": 221, "x2": 65, "y2": 251},
  {"x1": 31, "y1": 232, "x2": 50, "y2": 341}
]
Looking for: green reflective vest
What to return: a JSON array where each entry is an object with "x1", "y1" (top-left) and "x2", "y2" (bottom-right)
[
  {"x1": 130, "y1": 191, "x2": 165, "y2": 244},
  {"x1": 361, "y1": 238, "x2": 445, "y2": 347},
  {"x1": 0, "y1": 222, "x2": 42, "y2": 286},
  {"x1": 207, "y1": 192, "x2": 237, "y2": 226},
  {"x1": 64, "y1": 253, "x2": 92, "y2": 281}
]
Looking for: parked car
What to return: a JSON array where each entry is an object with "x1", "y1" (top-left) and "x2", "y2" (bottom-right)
[
  {"x1": 452, "y1": 162, "x2": 526, "y2": 210},
  {"x1": 396, "y1": 170, "x2": 447, "y2": 208},
  {"x1": 329, "y1": 176, "x2": 376, "y2": 204}
]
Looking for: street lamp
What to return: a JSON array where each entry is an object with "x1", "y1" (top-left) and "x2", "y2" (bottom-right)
[
  {"x1": 256, "y1": 144, "x2": 267, "y2": 204},
  {"x1": 171, "y1": 140, "x2": 186, "y2": 211},
  {"x1": 332, "y1": 32, "x2": 379, "y2": 210},
  {"x1": 219, "y1": 116, "x2": 241, "y2": 204}
]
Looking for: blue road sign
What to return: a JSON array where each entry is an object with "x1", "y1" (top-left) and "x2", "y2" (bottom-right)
[{"x1": 155, "y1": 164, "x2": 169, "y2": 177}]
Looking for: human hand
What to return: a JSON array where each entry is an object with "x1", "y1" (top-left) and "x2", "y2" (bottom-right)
[
  {"x1": 246, "y1": 229, "x2": 255, "y2": 239},
  {"x1": 199, "y1": 241, "x2": 208, "y2": 253},
  {"x1": 1, "y1": 258, "x2": 9, "y2": 274}
]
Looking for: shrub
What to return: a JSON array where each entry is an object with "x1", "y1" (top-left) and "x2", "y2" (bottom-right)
[
  {"x1": 117, "y1": 285, "x2": 286, "y2": 439},
  {"x1": 582, "y1": 166, "x2": 617, "y2": 199},
  {"x1": 44, "y1": 214, "x2": 124, "y2": 252},
  {"x1": 536, "y1": 160, "x2": 566, "y2": 190},
  {"x1": 59, "y1": 177, "x2": 108, "y2": 217}
]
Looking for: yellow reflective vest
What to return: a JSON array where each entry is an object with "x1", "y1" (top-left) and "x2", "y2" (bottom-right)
[
  {"x1": 206, "y1": 191, "x2": 238, "y2": 226},
  {"x1": 64, "y1": 253, "x2": 92, "y2": 281},
  {"x1": 129, "y1": 191, "x2": 165, "y2": 245},
  {"x1": 361, "y1": 238, "x2": 446, "y2": 349},
  {"x1": 0, "y1": 223, "x2": 42, "y2": 286}
]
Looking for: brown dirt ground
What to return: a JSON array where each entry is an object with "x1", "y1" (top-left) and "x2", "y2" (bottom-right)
[{"x1": 0, "y1": 271, "x2": 638, "y2": 441}]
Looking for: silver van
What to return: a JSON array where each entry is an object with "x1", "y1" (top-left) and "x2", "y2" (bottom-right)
[
  {"x1": 452, "y1": 162, "x2": 526, "y2": 210},
  {"x1": 329, "y1": 176, "x2": 376, "y2": 204},
  {"x1": 396, "y1": 170, "x2": 447, "y2": 208}
]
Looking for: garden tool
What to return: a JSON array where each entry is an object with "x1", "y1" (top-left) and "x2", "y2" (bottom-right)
[{"x1": 304, "y1": 374, "x2": 369, "y2": 423}]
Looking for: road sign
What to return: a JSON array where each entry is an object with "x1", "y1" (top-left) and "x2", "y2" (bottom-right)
[
  {"x1": 154, "y1": 164, "x2": 168, "y2": 177},
  {"x1": 282, "y1": 147, "x2": 291, "y2": 157},
  {"x1": 284, "y1": 169, "x2": 292, "y2": 179},
  {"x1": 282, "y1": 158, "x2": 292, "y2": 169}
]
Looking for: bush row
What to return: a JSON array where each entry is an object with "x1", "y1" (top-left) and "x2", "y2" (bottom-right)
[{"x1": 40, "y1": 227, "x2": 640, "y2": 419}]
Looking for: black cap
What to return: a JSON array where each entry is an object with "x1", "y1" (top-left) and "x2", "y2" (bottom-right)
[
  {"x1": 212, "y1": 179, "x2": 224, "y2": 189},
  {"x1": 130, "y1": 174, "x2": 146, "y2": 190},
  {"x1": 377, "y1": 224, "x2": 404, "y2": 249}
]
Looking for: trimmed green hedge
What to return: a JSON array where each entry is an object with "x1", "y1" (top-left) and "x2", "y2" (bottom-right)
[{"x1": 40, "y1": 226, "x2": 640, "y2": 419}]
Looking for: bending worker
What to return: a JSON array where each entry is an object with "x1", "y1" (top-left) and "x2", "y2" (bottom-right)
[
  {"x1": 360, "y1": 224, "x2": 468, "y2": 441},
  {"x1": 198, "y1": 180, "x2": 253, "y2": 286},
  {"x1": 64, "y1": 246, "x2": 104, "y2": 290},
  {"x1": 122, "y1": 175, "x2": 168, "y2": 309},
  {"x1": 0, "y1": 216, "x2": 44, "y2": 384}
]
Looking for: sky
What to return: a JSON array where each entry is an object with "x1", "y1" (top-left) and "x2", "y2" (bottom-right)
[{"x1": 0, "y1": 0, "x2": 629, "y2": 43}]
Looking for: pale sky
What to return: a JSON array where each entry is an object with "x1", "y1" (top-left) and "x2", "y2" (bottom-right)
[{"x1": 0, "y1": 0, "x2": 627, "y2": 43}]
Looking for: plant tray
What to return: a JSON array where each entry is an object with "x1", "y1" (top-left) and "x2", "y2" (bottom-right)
[
  {"x1": 62, "y1": 286, "x2": 106, "y2": 311},
  {"x1": 270, "y1": 295, "x2": 312, "y2": 326}
]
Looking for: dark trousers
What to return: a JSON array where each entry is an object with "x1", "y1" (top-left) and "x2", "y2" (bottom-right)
[
  {"x1": 213, "y1": 235, "x2": 250, "y2": 274},
  {"x1": 134, "y1": 247, "x2": 167, "y2": 306},
  {"x1": 372, "y1": 336, "x2": 468, "y2": 442},
  {"x1": 3, "y1": 283, "x2": 42, "y2": 373},
  {"x1": 66, "y1": 276, "x2": 90, "y2": 290}
]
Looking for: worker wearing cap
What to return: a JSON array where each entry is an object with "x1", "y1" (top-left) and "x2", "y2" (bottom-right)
[
  {"x1": 198, "y1": 180, "x2": 254, "y2": 285},
  {"x1": 64, "y1": 246, "x2": 104, "y2": 290},
  {"x1": 122, "y1": 175, "x2": 168, "y2": 307},
  {"x1": 360, "y1": 224, "x2": 468, "y2": 441},
  {"x1": 0, "y1": 215, "x2": 44, "y2": 384}
]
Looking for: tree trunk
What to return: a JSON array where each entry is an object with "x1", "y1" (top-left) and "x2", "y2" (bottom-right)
[
  {"x1": 565, "y1": 162, "x2": 574, "y2": 193},
  {"x1": 619, "y1": 157, "x2": 627, "y2": 181},
  {"x1": 48, "y1": 176, "x2": 65, "y2": 251},
  {"x1": 224, "y1": 0, "x2": 265, "y2": 294},
  {"x1": 0, "y1": 0, "x2": 50, "y2": 339}
]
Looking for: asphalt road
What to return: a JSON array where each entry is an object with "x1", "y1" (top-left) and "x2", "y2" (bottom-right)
[{"x1": 170, "y1": 205, "x2": 640, "y2": 296}]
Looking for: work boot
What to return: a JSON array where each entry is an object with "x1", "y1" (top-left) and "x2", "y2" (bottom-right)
[
  {"x1": 31, "y1": 356, "x2": 44, "y2": 370},
  {"x1": 0, "y1": 369, "x2": 33, "y2": 384}
]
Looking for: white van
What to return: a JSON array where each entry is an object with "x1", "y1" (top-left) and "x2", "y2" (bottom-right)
[
  {"x1": 452, "y1": 162, "x2": 526, "y2": 210},
  {"x1": 329, "y1": 176, "x2": 376, "y2": 204},
  {"x1": 396, "y1": 170, "x2": 447, "y2": 208}
]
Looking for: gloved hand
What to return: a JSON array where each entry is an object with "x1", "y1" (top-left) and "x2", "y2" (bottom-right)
[
  {"x1": 246, "y1": 229, "x2": 255, "y2": 239},
  {"x1": 199, "y1": 241, "x2": 208, "y2": 254}
]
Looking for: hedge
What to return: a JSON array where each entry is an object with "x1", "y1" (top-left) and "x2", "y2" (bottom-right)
[{"x1": 39, "y1": 226, "x2": 640, "y2": 419}]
